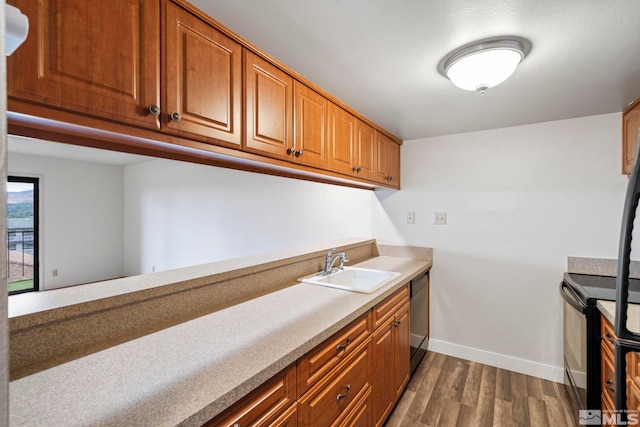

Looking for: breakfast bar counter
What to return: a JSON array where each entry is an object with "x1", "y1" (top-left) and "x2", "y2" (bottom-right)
[{"x1": 9, "y1": 243, "x2": 431, "y2": 426}]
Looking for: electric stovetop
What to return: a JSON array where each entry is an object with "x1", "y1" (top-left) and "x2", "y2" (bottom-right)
[{"x1": 564, "y1": 272, "x2": 640, "y2": 304}]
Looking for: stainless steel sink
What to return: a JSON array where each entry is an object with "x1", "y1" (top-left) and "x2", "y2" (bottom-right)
[{"x1": 298, "y1": 267, "x2": 401, "y2": 293}]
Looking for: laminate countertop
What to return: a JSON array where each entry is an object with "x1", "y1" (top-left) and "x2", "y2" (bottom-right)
[
  {"x1": 9, "y1": 255, "x2": 431, "y2": 427},
  {"x1": 598, "y1": 300, "x2": 640, "y2": 332}
]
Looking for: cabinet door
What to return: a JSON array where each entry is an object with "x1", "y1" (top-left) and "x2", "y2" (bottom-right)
[
  {"x1": 623, "y1": 99, "x2": 640, "y2": 175},
  {"x1": 394, "y1": 303, "x2": 411, "y2": 398},
  {"x1": 163, "y1": 2, "x2": 242, "y2": 147},
  {"x1": 371, "y1": 317, "x2": 396, "y2": 427},
  {"x1": 353, "y1": 119, "x2": 376, "y2": 180},
  {"x1": 327, "y1": 102, "x2": 355, "y2": 175},
  {"x1": 245, "y1": 50, "x2": 293, "y2": 159},
  {"x1": 294, "y1": 82, "x2": 328, "y2": 168},
  {"x1": 375, "y1": 131, "x2": 400, "y2": 187},
  {"x1": 7, "y1": 0, "x2": 160, "y2": 129}
]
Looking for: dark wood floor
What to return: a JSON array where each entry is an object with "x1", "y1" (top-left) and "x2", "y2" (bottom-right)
[{"x1": 385, "y1": 352, "x2": 576, "y2": 427}]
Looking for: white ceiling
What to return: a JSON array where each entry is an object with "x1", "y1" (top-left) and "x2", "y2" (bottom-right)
[{"x1": 189, "y1": 0, "x2": 640, "y2": 141}]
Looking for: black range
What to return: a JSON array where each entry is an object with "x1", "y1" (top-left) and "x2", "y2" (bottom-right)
[
  {"x1": 564, "y1": 273, "x2": 640, "y2": 304},
  {"x1": 561, "y1": 272, "x2": 640, "y2": 422}
]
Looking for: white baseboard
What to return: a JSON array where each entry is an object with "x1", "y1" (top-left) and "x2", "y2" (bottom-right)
[{"x1": 427, "y1": 339, "x2": 565, "y2": 383}]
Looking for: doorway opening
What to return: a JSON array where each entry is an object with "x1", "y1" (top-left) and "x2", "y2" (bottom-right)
[{"x1": 7, "y1": 176, "x2": 39, "y2": 294}]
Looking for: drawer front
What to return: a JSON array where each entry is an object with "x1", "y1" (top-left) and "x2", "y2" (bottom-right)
[
  {"x1": 205, "y1": 364, "x2": 296, "y2": 427},
  {"x1": 272, "y1": 403, "x2": 298, "y2": 427},
  {"x1": 601, "y1": 314, "x2": 615, "y2": 356},
  {"x1": 335, "y1": 386, "x2": 372, "y2": 427},
  {"x1": 298, "y1": 312, "x2": 372, "y2": 396},
  {"x1": 298, "y1": 339, "x2": 372, "y2": 427},
  {"x1": 601, "y1": 341, "x2": 616, "y2": 409},
  {"x1": 372, "y1": 285, "x2": 409, "y2": 330}
]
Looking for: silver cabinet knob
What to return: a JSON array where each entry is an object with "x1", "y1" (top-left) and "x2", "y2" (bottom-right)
[
  {"x1": 170, "y1": 111, "x2": 181, "y2": 122},
  {"x1": 294, "y1": 149, "x2": 303, "y2": 157},
  {"x1": 148, "y1": 104, "x2": 161, "y2": 116}
]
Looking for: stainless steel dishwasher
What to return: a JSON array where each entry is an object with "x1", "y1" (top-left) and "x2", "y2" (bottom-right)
[{"x1": 410, "y1": 269, "x2": 430, "y2": 375}]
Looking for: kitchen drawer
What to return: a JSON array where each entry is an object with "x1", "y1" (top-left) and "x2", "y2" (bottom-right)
[
  {"x1": 602, "y1": 384, "x2": 615, "y2": 413},
  {"x1": 297, "y1": 312, "x2": 372, "y2": 396},
  {"x1": 372, "y1": 285, "x2": 409, "y2": 330},
  {"x1": 601, "y1": 314, "x2": 616, "y2": 356},
  {"x1": 271, "y1": 403, "x2": 298, "y2": 427},
  {"x1": 334, "y1": 385, "x2": 372, "y2": 427},
  {"x1": 204, "y1": 364, "x2": 296, "y2": 427},
  {"x1": 298, "y1": 339, "x2": 372, "y2": 427},
  {"x1": 601, "y1": 341, "x2": 616, "y2": 408}
]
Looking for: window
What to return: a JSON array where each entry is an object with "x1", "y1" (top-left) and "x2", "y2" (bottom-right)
[{"x1": 7, "y1": 176, "x2": 39, "y2": 294}]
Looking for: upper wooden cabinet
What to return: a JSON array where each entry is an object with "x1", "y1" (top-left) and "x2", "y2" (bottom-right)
[
  {"x1": 7, "y1": 0, "x2": 402, "y2": 189},
  {"x1": 623, "y1": 97, "x2": 640, "y2": 175},
  {"x1": 375, "y1": 131, "x2": 400, "y2": 188},
  {"x1": 353, "y1": 119, "x2": 376, "y2": 181},
  {"x1": 327, "y1": 103, "x2": 355, "y2": 175},
  {"x1": 7, "y1": 0, "x2": 161, "y2": 130},
  {"x1": 163, "y1": 2, "x2": 242, "y2": 147},
  {"x1": 293, "y1": 82, "x2": 329, "y2": 169},
  {"x1": 244, "y1": 50, "x2": 294, "y2": 159}
]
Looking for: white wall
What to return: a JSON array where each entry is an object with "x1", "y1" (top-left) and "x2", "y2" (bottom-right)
[
  {"x1": 123, "y1": 159, "x2": 374, "y2": 275},
  {"x1": 8, "y1": 149, "x2": 125, "y2": 289},
  {"x1": 373, "y1": 113, "x2": 628, "y2": 381}
]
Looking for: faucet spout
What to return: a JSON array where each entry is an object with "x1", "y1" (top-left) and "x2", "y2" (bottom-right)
[{"x1": 321, "y1": 249, "x2": 349, "y2": 276}]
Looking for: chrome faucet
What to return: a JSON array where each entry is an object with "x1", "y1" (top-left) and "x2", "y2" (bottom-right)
[{"x1": 321, "y1": 249, "x2": 349, "y2": 276}]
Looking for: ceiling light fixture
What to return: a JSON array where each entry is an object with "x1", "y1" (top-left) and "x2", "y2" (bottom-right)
[{"x1": 437, "y1": 36, "x2": 531, "y2": 94}]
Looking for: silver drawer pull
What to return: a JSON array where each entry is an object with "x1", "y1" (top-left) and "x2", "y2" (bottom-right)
[
  {"x1": 337, "y1": 384, "x2": 351, "y2": 400},
  {"x1": 336, "y1": 337, "x2": 351, "y2": 351}
]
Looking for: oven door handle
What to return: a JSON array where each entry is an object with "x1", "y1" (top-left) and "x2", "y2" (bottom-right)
[{"x1": 560, "y1": 281, "x2": 587, "y2": 314}]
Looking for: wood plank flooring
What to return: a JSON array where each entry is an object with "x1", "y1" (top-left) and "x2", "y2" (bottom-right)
[{"x1": 385, "y1": 352, "x2": 576, "y2": 427}]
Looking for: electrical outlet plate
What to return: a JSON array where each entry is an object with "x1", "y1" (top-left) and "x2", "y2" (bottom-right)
[
  {"x1": 407, "y1": 211, "x2": 415, "y2": 225},
  {"x1": 434, "y1": 212, "x2": 447, "y2": 225}
]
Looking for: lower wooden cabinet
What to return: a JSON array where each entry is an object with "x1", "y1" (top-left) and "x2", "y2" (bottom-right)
[
  {"x1": 297, "y1": 312, "x2": 372, "y2": 396},
  {"x1": 205, "y1": 364, "x2": 297, "y2": 426},
  {"x1": 298, "y1": 339, "x2": 372, "y2": 426},
  {"x1": 600, "y1": 314, "x2": 640, "y2": 416},
  {"x1": 371, "y1": 301, "x2": 410, "y2": 426},
  {"x1": 207, "y1": 285, "x2": 411, "y2": 426}
]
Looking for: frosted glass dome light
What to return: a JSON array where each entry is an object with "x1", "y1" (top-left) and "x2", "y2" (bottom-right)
[{"x1": 438, "y1": 38, "x2": 530, "y2": 94}]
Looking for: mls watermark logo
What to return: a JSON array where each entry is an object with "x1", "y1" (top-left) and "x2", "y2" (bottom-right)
[
  {"x1": 579, "y1": 410, "x2": 601, "y2": 425},
  {"x1": 580, "y1": 410, "x2": 640, "y2": 425}
]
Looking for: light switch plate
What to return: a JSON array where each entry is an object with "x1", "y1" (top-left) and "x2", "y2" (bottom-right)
[{"x1": 433, "y1": 212, "x2": 447, "y2": 225}]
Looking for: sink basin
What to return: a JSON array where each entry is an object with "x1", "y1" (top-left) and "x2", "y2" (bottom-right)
[{"x1": 299, "y1": 267, "x2": 401, "y2": 294}]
